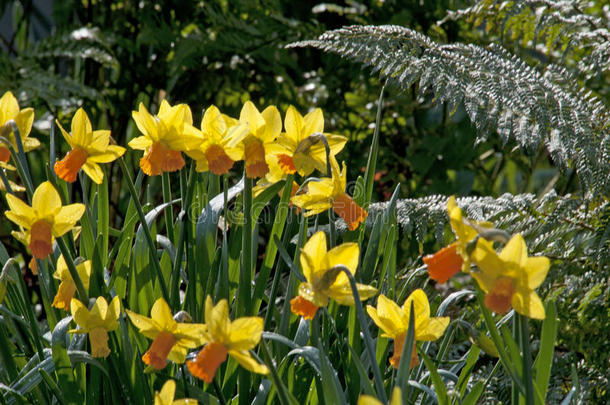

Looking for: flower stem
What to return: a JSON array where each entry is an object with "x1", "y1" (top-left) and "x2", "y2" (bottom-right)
[
  {"x1": 236, "y1": 176, "x2": 253, "y2": 316},
  {"x1": 161, "y1": 171, "x2": 175, "y2": 242},
  {"x1": 117, "y1": 158, "x2": 169, "y2": 303},
  {"x1": 520, "y1": 314, "x2": 535, "y2": 405}
]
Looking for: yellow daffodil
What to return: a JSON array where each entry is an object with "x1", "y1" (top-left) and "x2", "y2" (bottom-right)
[
  {"x1": 129, "y1": 100, "x2": 203, "y2": 176},
  {"x1": 367, "y1": 290, "x2": 449, "y2": 369},
  {"x1": 52, "y1": 255, "x2": 91, "y2": 310},
  {"x1": 4, "y1": 181, "x2": 85, "y2": 259},
  {"x1": 187, "y1": 296, "x2": 268, "y2": 382},
  {"x1": 70, "y1": 296, "x2": 121, "y2": 358},
  {"x1": 290, "y1": 231, "x2": 377, "y2": 320},
  {"x1": 154, "y1": 380, "x2": 196, "y2": 405},
  {"x1": 471, "y1": 234, "x2": 549, "y2": 319},
  {"x1": 54, "y1": 108, "x2": 125, "y2": 184},
  {"x1": 0, "y1": 91, "x2": 38, "y2": 164},
  {"x1": 291, "y1": 156, "x2": 367, "y2": 231},
  {"x1": 423, "y1": 196, "x2": 489, "y2": 283},
  {"x1": 358, "y1": 387, "x2": 402, "y2": 405},
  {"x1": 185, "y1": 105, "x2": 247, "y2": 175},
  {"x1": 268, "y1": 105, "x2": 347, "y2": 180},
  {"x1": 236, "y1": 101, "x2": 281, "y2": 178},
  {"x1": 126, "y1": 298, "x2": 206, "y2": 370}
]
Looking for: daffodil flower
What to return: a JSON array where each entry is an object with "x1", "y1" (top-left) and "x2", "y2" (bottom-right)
[
  {"x1": 52, "y1": 255, "x2": 91, "y2": 310},
  {"x1": 187, "y1": 296, "x2": 268, "y2": 383},
  {"x1": 126, "y1": 298, "x2": 206, "y2": 370},
  {"x1": 291, "y1": 156, "x2": 367, "y2": 231},
  {"x1": 289, "y1": 231, "x2": 377, "y2": 320},
  {"x1": 423, "y1": 196, "x2": 490, "y2": 283},
  {"x1": 269, "y1": 106, "x2": 347, "y2": 180},
  {"x1": 4, "y1": 181, "x2": 85, "y2": 259},
  {"x1": 154, "y1": 380, "x2": 196, "y2": 405},
  {"x1": 358, "y1": 387, "x2": 402, "y2": 405},
  {"x1": 236, "y1": 101, "x2": 281, "y2": 178},
  {"x1": 367, "y1": 290, "x2": 449, "y2": 369},
  {"x1": 185, "y1": 105, "x2": 247, "y2": 175},
  {"x1": 129, "y1": 100, "x2": 203, "y2": 176},
  {"x1": 0, "y1": 91, "x2": 38, "y2": 164},
  {"x1": 70, "y1": 296, "x2": 121, "y2": 358},
  {"x1": 471, "y1": 233, "x2": 549, "y2": 319},
  {"x1": 54, "y1": 108, "x2": 125, "y2": 184}
]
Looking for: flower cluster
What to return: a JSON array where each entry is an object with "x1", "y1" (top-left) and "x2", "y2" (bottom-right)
[
  {"x1": 0, "y1": 91, "x2": 553, "y2": 400},
  {"x1": 423, "y1": 196, "x2": 550, "y2": 319}
]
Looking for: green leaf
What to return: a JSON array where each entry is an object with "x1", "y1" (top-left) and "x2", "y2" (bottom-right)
[
  {"x1": 419, "y1": 350, "x2": 448, "y2": 405},
  {"x1": 533, "y1": 300, "x2": 558, "y2": 403}
]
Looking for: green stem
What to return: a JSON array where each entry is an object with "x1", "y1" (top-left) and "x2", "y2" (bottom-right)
[
  {"x1": 520, "y1": 314, "x2": 535, "y2": 405},
  {"x1": 162, "y1": 172, "x2": 175, "y2": 242},
  {"x1": 98, "y1": 169, "x2": 109, "y2": 266},
  {"x1": 170, "y1": 164, "x2": 196, "y2": 309},
  {"x1": 476, "y1": 290, "x2": 526, "y2": 395},
  {"x1": 252, "y1": 175, "x2": 294, "y2": 312},
  {"x1": 336, "y1": 265, "x2": 388, "y2": 403},
  {"x1": 236, "y1": 176, "x2": 253, "y2": 316},
  {"x1": 56, "y1": 237, "x2": 89, "y2": 304},
  {"x1": 363, "y1": 84, "x2": 385, "y2": 206},
  {"x1": 117, "y1": 158, "x2": 169, "y2": 303}
]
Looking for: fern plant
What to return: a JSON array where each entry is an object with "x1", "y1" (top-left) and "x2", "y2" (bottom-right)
[
  {"x1": 290, "y1": 14, "x2": 609, "y2": 402},
  {"x1": 288, "y1": 25, "x2": 610, "y2": 199}
]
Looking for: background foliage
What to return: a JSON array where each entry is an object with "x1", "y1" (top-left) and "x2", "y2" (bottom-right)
[{"x1": 0, "y1": 0, "x2": 608, "y2": 402}]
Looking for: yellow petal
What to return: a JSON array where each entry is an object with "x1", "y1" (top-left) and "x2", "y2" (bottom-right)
[
  {"x1": 357, "y1": 395, "x2": 383, "y2": 405},
  {"x1": 403, "y1": 289, "x2": 431, "y2": 328},
  {"x1": 15, "y1": 108, "x2": 34, "y2": 140},
  {"x1": 87, "y1": 130, "x2": 111, "y2": 152},
  {"x1": 471, "y1": 239, "x2": 503, "y2": 279},
  {"x1": 240, "y1": 101, "x2": 265, "y2": 134},
  {"x1": 150, "y1": 298, "x2": 177, "y2": 331},
  {"x1": 512, "y1": 289, "x2": 545, "y2": 320},
  {"x1": 390, "y1": 387, "x2": 403, "y2": 405},
  {"x1": 5, "y1": 193, "x2": 36, "y2": 229},
  {"x1": 128, "y1": 135, "x2": 153, "y2": 150},
  {"x1": 284, "y1": 106, "x2": 304, "y2": 142},
  {"x1": 324, "y1": 242, "x2": 359, "y2": 276},
  {"x1": 52, "y1": 204, "x2": 86, "y2": 237},
  {"x1": 71, "y1": 298, "x2": 91, "y2": 330},
  {"x1": 229, "y1": 350, "x2": 269, "y2": 375},
  {"x1": 132, "y1": 104, "x2": 158, "y2": 141},
  {"x1": 261, "y1": 105, "x2": 282, "y2": 142},
  {"x1": 208, "y1": 298, "x2": 230, "y2": 342},
  {"x1": 33, "y1": 182, "x2": 62, "y2": 218},
  {"x1": 167, "y1": 344, "x2": 189, "y2": 365},
  {"x1": 202, "y1": 105, "x2": 226, "y2": 138},
  {"x1": 22, "y1": 136, "x2": 40, "y2": 152},
  {"x1": 525, "y1": 256, "x2": 550, "y2": 289},
  {"x1": 374, "y1": 295, "x2": 406, "y2": 335},
  {"x1": 499, "y1": 234, "x2": 526, "y2": 267},
  {"x1": 71, "y1": 108, "x2": 92, "y2": 146},
  {"x1": 228, "y1": 317, "x2": 263, "y2": 351},
  {"x1": 82, "y1": 162, "x2": 104, "y2": 184},
  {"x1": 300, "y1": 231, "x2": 327, "y2": 282},
  {"x1": 0, "y1": 91, "x2": 19, "y2": 123},
  {"x1": 88, "y1": 145, "x2": 126, "y2": 163},
  {"x1": 302, "y1": 108, "x2": 324, "y2": 139},
  {"x1": 104, "y1": 296, "x2": 121, "y2": 331},
  {"x1": 126, "y1": 309, "x2": 162, "y2": 340},
  {"x1": 417, "y1": 317, "x2": 450, "y2": 341},
  {"x1": 156, "y1": 380, "x2": 176, "y2": 405},
  {"x1": 173, "y1": 323, "x2": 207, "y2": 347}
]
